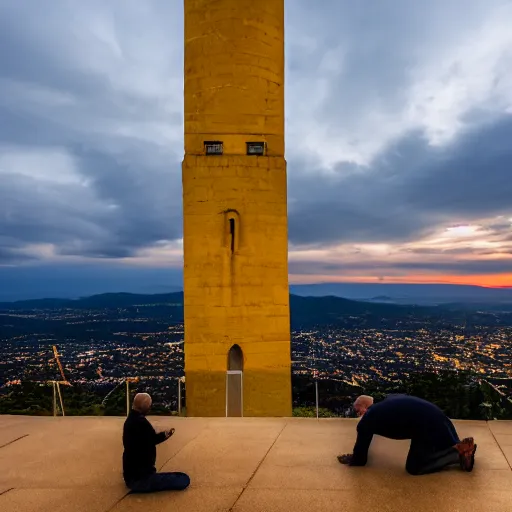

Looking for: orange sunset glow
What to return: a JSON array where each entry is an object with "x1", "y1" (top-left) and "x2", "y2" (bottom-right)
[{"x1": 288, "y1": 273, "x2": 512, "y2": 288}]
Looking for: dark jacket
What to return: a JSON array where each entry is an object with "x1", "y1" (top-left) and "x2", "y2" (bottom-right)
[
  {"x1": 350, "y1": 394, "x2": 459, "y2": 466},
  {"x1": 122, "y1": 410, "x2": 167, "y2": 483}
]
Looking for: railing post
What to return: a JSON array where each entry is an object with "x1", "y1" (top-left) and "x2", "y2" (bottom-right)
[
  {"x1": 315, "y1": 380, "x2": 319, "y2": 419},
  {"x1": 56, "y1": 382, "x2": 65, "y2": 416},
  {"x1": 126, "y1": 379, "x2": 130, "y2": 417},
  {"x1": 178, "y1": 378, "x2": 182, "y2": 416},
  {"x1": 53, "y1": 381, "x2": 57, "y2": 417}
]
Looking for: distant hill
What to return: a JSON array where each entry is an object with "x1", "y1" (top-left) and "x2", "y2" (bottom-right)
[
  {"x1": 289, "y1": 294, "x2": 442, "y2": 328},
  {"x1": 0, "y1": 292, "x2": 184, "y2": 311},
  {"x1": 2, "y1": 291, "x2": 508, "y2": 330},
  {"x1": 362, "y1": 295, "x2": 396, "y2": 303},
  {"x1": 290, "y1": 283, "x2": 512, "y2": 305}
]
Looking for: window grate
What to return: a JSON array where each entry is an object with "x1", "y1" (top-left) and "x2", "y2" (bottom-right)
[
  {"x1": 204, "y1": 141, "x2": 223, "y2": 155},
  {"x1": 246, "y1": 142, "x2": 266, "y2": 156}
]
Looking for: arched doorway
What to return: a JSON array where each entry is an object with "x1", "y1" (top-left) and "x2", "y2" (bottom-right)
[{"x1": 226, "y1": 344, "x2": 243, "y2": 417}]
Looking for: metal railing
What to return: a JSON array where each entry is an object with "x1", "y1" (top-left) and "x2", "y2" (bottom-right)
[
  {"x1": 291, "y1": 373, "x2": 512, "y2": 420},
  {"x1": 100, "y1": 376, "x2": 185, "y2": 416},
  {"x1": 5, "y1": 372, "x2": 511, "y2": 420}
]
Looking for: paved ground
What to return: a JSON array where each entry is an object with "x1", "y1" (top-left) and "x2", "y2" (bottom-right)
[{"x1": 0, "y1": 416, "x2": 511, "y2": 511}]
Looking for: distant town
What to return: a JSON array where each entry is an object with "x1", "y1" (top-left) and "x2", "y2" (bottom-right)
[{"x1": 1, "y1": 292, "x2": 511, "y2": 413}]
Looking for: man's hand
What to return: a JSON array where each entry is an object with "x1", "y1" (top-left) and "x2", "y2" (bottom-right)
[
  {"x1": 337, "y1": 453, "x2": 353, "y2": 465},
  {"x1": 164, "y1": 428, "x2": 175, "y2": 439}
]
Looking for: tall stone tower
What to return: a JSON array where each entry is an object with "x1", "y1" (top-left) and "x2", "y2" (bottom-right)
[{"x1": 182, "y1": 0, "x2": 291, "y2": 417}]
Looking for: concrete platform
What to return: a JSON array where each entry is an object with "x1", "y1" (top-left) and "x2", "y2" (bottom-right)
[{"x1": 0, "y1": 416, "x2": 511, "y2": 511}]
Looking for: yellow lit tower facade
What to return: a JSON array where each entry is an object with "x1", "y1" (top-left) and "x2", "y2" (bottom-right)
[{"x1": 182, "y1": 0, "x2": 291, "y2": 416}]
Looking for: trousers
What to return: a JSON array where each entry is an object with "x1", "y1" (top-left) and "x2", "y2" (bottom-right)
[
  {"x1": 128, "y1": 472, "x2": 191, "y2": 493},
  {"x1": 406, "y1": 441, "x2": 460, "y2": 475},
  {"x1": 406, "y1": 420, "x2": 460, "y2": 475}
]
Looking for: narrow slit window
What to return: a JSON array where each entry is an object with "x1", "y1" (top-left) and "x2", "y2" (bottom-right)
[{"x1": 229, "y1": 218, "x2": 236, "y2": 254}]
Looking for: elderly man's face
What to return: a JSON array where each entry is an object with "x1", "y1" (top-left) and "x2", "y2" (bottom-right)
[{"x1": 354, "y1": 401, "x2": 368, "y2": 417}]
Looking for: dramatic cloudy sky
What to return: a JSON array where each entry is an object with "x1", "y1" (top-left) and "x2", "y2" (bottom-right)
[{"x1": 1, "y1": 0, "x2": 511, "y2": 298}]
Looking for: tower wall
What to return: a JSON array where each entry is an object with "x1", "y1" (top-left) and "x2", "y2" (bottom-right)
[
  {"x1": 183, "y1": 0, "x2": 291, "y2": 417},
  {"x1": 184, "y1": 0, "x2": 285, "y2": 156}
]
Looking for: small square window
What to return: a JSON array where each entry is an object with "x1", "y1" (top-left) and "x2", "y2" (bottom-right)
[
  {"x1": 246, "y1": 142, "x2": 266, "y2": 156},
  {"x1": 204, "y1": 141, "x2": 223, "y2": 155}
]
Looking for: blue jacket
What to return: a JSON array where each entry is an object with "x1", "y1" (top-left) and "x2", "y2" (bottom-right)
[{"x1": 350, "y1": 394, "x2": 459, "y2": 466}]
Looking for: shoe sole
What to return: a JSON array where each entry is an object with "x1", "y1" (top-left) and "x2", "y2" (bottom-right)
[{"x1": 460, "y1": 444, "x2": 477, "y2": 472}]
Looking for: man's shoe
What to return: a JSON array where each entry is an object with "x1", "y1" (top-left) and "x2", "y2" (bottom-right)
[
  {"x1": 459, "y1": 444, "x2": 477, "y2": 472},
  {"x1": 455, "y1": 437, "x2": 474, "y2": 456}
]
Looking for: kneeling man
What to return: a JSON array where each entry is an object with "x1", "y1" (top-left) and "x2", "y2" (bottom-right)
[{"x1": 338, "y1": 394, "x2": 476, "y2": 475}]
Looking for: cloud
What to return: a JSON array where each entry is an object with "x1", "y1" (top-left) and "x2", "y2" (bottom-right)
[
  {"x1": 0, "y1": 145, "x2": 181, "y2": 259},
  {"x1": 287, "y1": 0, "x2": 512, "y2": 168},
  {"x1": 290, "y1": 259, "x2": 512, "y2": 276},
  {"x1": 0, "y1": 0, "x2": 511, "y2": 289},
  {"x1": 288, "y1": 117, "x2": 512, "y2": 246},
  {"x1": 288, "y1": 215, "x2": 512, "y2": 284},
  {"x1": 0, "y1": 0, "x2": 184, "y2": 262}
]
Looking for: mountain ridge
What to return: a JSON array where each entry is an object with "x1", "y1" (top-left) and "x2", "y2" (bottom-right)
[
  {"x1": 1, "y1": 292, "x2": 511, "y2": 330},
  {"x1": 290, "y1": 282, "x2": 512, "y2": 304}
]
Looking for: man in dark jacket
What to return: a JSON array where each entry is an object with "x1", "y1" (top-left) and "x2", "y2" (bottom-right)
[
  {"x1": 338, "y1": 394, "x2": 477, "y2": 475},
  {"x1": 122, "y1": 393, "x2": 190, "y2": 492}
]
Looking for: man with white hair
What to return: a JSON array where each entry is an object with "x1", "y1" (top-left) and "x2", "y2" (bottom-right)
[
  {"x1": 122, "y1": 392, "x2": 190, "y2": 492},
  {"x1": 338, "y1": 394, "x2": 477, "y2": 475}
]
